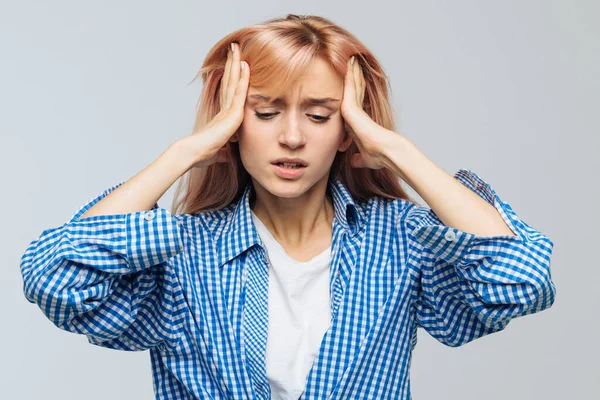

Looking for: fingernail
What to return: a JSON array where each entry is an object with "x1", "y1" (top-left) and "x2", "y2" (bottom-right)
[
  {"x1": 231, "y1": 42, "x2": 235, "y2": 53},
  {"x1": 350, "y1": 56, "x2": 355, "y2": 65},
  {"x1": 241, "y1": 61, "x2": 245, "y2": 71}
]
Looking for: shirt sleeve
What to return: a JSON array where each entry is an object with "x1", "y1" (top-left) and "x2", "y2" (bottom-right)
[
  {"x1": 403, "y1": 168, "x2": 556, "y2": 348},
  {"x1": 19, "y1": 181, "x2": 185, "y2": 351}
]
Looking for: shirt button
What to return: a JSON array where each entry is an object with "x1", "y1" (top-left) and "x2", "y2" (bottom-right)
[
  {"x1": 444, "y1": 230, "x2": 456, "y2": 242},
  {"x1": 144, "y1": 210, "x2": 156, "y2": 220}
]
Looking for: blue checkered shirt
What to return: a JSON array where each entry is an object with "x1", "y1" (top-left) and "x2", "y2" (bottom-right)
[{"x1": 19, "y1": 168, "x2": 556, "y2": 399}]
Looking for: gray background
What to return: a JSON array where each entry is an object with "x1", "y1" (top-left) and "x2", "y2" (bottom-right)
[{"x1": 1, "y1": 1, "x2": 597, "y2": 399}]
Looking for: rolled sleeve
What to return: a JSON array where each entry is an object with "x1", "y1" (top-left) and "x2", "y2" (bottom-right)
[
  {"x1": 64, "y1": 181, "x2": 183, "y2": 273},
  {"x1": 20, "y1": 181, "x2": 185, "y2": 350},
  {"x1": 408, "y1": 168, "x2": 539, "y2": 266},
  {"x1": 403, "y1": 168, "x2": 556, "y2": 346}
]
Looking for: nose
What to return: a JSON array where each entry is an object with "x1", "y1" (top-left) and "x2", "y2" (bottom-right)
[{"x1": 278, "y1": 109, "x2": 306, "y2": 148}]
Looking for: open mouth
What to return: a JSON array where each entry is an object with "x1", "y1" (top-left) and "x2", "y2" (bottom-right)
[
  {"x1": 272, "y1": 163, "x2": 307, "y2": 178},
  {"x1": 273, "y1": 162, "x2": 305, "y2": 169}
]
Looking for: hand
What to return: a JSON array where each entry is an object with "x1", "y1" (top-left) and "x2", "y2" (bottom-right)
[
  {"x1": 186, "y1": 42, "x2": 250, "y2": 169},
  {"x1": 340, "y1": 55, "x2": 398, "y2": 170}
]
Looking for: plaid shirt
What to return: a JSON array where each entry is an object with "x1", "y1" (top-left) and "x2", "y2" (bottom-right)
[{"x1": 19, "y1": 168, "x2": 556, "y2": 399}]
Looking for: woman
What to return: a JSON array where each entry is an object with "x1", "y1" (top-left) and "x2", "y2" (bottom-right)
[{"x1": 19, "y1": 14, "x2": 556, "y2": 400}]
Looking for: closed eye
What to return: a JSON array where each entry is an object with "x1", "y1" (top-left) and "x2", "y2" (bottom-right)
[{"x1": 254, "y1": 112, "x2": 330, "y2": 124}]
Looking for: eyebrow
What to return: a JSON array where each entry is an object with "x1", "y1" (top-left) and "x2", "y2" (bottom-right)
[{"x1": 248, "y1": 94, "x2": 340, "y2": 105}]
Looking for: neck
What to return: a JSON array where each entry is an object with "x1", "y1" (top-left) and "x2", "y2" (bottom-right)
[{"x1": 250, "y1": 179, "x2": 334, "y2": 248}]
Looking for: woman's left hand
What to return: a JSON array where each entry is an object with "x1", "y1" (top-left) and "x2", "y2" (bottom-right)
[{"x1": 340, "y1": 55, "x2": 399, "y2": 170}]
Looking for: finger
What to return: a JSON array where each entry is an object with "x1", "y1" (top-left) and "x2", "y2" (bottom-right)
[
  {"x1": 225, "y1": 42, "x2": 241, "y2": 109},
  {"x1": 357, "y1": 59, "x2": 366, "y2": 107},
  {"x1": 353, "y1": 57, "x2": 362, "y2": 106},
  {"x1": 221, "y1": 47, "x2": 232, "y2": 108},
  {"x1": 231, "y1": 61, "x2": 250, "y2": 111},
  {"x1": 221, "y1": 46, "x2": 232, "y2": 108},
  {"x1": 360, "y1": 82, "x2": 366, "y2": 109},
  {"x1": 344, "y1": 56, "x2": 356, "y2": 105}
]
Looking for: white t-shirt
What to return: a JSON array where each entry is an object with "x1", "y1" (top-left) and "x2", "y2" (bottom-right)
[{"x1": 251, "y1": 210, "x2": 332, "y2": 400}]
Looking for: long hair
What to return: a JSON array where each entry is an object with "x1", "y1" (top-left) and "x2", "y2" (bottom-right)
[{"x1": 171, "y1": 13, "x2": 419, "y2": 215}]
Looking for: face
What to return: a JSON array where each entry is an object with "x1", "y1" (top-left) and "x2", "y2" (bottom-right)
[{"x1": 234, "y1": 56, "x2": 352, "y2": 200}]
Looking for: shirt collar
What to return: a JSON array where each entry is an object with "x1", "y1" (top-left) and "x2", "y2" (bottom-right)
[{"x1": 214, "y1": 177, "x2": 363, "y2": 269}]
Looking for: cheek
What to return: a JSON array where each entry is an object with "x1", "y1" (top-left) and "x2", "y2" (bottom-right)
[
  {"x1": 325, "y1": 115, "x2": 345, "y2": 138},
  {"x1": 236, "y1": 123, "x2": 267, "y2": 158},
  {"x1": 320, "y1": 121, "x2": 346, "y2": 146},
  {"x1": 237, "y1": 112, "x2": 257, "y2": 144}
]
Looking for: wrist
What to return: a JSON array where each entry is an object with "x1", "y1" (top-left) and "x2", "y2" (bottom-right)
[
  {"x1": 379, "y1": 133, "x2": 419, "y2": 184},
  {"x1": 164, "y1": 138, "x2": 201, "y2": 175}
]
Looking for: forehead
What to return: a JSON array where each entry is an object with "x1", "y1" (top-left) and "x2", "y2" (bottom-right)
[{"x1": 247, "y1": 57, "x2": 343, "y2": 103}]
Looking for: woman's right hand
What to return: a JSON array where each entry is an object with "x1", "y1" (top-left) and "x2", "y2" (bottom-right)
[{"x1": 185, "y1": 42, "x2": 250, "y2": 169}]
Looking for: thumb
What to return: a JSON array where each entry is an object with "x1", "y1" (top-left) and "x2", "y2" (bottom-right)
[
  {"x1": 351, "y1": 153, "x2": 365, "y2": 168},
  {"x1": 215, "y1": 146, "x2": 231, "y2": 163}
]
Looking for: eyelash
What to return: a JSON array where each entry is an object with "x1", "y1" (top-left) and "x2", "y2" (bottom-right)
[{"x1": 254, "y1": 112, "x2": 331, "y2": 124}]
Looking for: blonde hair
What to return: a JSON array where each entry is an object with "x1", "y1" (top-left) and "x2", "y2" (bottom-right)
[{"x1": 171, "y1": 13, "x2": 418, "y2": 215}]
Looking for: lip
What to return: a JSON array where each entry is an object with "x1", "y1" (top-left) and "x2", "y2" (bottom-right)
[
  {"x1": 271, "y1": 158, "x2": 308, "y2": 167},
  {"x1": 272, "y1": 163, "x2": 307, "y2": 179}
]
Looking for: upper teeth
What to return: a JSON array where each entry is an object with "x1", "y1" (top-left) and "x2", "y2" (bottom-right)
[{"x1": 280, "y1": 162, "x2": 302, "y2": 167}]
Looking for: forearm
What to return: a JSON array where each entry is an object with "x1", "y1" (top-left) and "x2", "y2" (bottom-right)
[
  {"x1": 77, "y1": 139, "x2": 196, "y2": 220},
  {"x1": 380, "y1": 135, "x2": 516, "y2": 237}
]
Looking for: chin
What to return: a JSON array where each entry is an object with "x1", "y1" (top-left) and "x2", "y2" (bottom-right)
[
  {"x1": 268, "y1": 179, "x2": 308, "y2": 193},
  {"x1": 252, "y1": 175, "x2": 310, "y2": 197}
]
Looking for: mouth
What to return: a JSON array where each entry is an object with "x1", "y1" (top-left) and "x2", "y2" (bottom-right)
[
  {"x1": 271, "y1": 162, "x2": 306, "y2": 169},
  {"x1": 271, "y1": 162, "x2": 307, "y2": 178}
]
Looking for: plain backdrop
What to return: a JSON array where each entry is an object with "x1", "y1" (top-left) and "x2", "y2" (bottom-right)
[{"x1": 1, "y1": 1, "x2": 597, "y2": 399}]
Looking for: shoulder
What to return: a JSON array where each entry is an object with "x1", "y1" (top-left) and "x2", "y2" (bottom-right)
[
  {"x1": 350, "y1": 196, "x2": 425, "y2": 241},
  {"x1": 361, "y1": 196, "x2": 435, "y2": 247},
  {"x1": 172, "y1": 203, "x2": 238, "y2": 240},
  {"x1": 366, "y1": 195, "x2": 424, "y2": 224}
]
